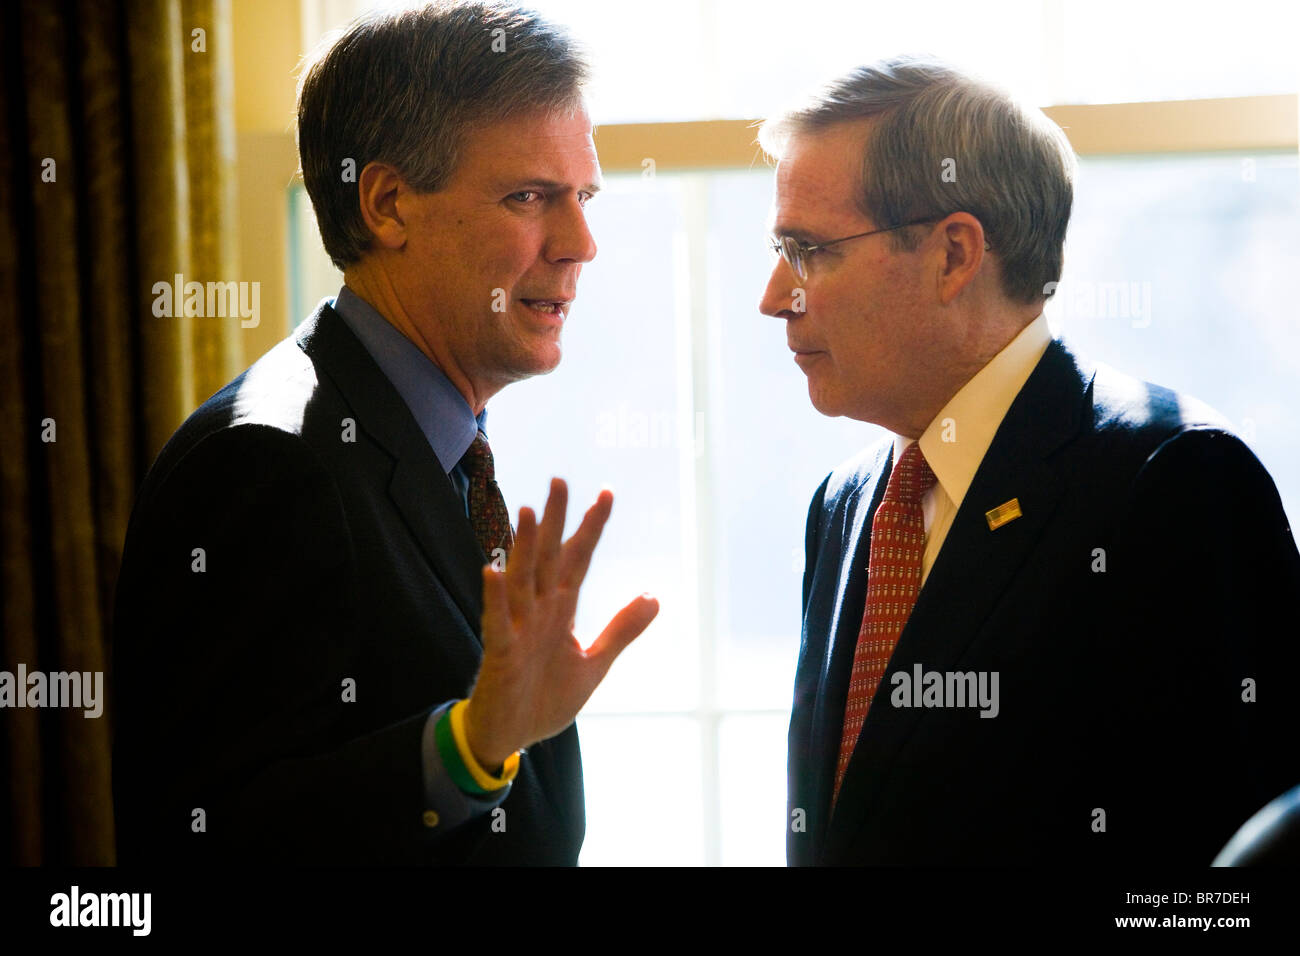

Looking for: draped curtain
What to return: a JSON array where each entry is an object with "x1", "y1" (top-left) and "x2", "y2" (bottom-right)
[{"x1": 1, "y1": 0, "x2": 240, "y2": 865}]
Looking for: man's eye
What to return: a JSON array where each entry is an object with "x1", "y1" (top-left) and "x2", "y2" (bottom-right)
[
  {"x1": 578, "y1": 191, "x2": 593, "y2": 208},
  {"x1": 509, "y1": 191, "x2": 541, "y2": 203}
]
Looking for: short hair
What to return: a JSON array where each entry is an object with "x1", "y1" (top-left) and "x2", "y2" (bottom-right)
[
  {"x1": 758, "y1": 55, "x2": 1077, "y2": 305},
  {"x1": 297, "y1": 1, "x2": 590, "y2": 271}
]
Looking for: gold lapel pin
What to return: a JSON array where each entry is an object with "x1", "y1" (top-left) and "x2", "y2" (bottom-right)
[{"x1": 985, "y1": 498, "x2": 1022, "y2": 531}]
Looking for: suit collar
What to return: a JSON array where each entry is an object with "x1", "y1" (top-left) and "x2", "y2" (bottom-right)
[
  {"x1": 820, "y1": 337, "x2": 1096, "y2": 860},
  {"x1": 330, "y1": 285, "x2": 483, "y2": 473},
  {"x1": 294, "y1": 301, "x2": 487, "y2": 637}
]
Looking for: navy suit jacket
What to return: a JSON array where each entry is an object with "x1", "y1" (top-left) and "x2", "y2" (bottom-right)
[
  {"x1": 112, "y1": 302, "x2": 584, "y2": 865},
  {"x1": 789, "y1": 337, "x2": 1300, "y2": 866}
]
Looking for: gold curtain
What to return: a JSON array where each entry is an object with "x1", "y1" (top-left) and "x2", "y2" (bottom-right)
[{"x1": 0, "y1": 0, "x2": 240, "y2": 865}]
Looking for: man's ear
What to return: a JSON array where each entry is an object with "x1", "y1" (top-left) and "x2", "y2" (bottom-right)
[
  {"x1": 356, "y1": 161, "x2": 409, "y2": 251},
  {"x1": 934, "y1": 212, "x2": 985, "y2": 306}
]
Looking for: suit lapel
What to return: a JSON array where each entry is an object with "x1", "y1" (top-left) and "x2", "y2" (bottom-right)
[
  {"x1": 823, "y1": 339, "x2": 1096, "y2": 859},
  {"x1": 296, "y1": 303, "x2": 487, "y2": 638},
  {"x1": 806, "y1": 440, "x2": 892, "y2": 850}
]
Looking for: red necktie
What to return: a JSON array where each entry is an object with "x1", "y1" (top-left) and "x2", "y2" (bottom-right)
[
  {"x1": 832, "y1": 442, "x2": 937, "y2": 807},
  {"x1": 461, "y1": 432, "x2": 514, "y2": 560}
]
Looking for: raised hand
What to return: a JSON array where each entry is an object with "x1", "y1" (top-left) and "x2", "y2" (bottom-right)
[{"x1": 463, "y1": 478, "x2": 659, "y2": 770}]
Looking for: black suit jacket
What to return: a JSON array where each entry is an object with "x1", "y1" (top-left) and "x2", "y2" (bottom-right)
[
  {"x1": 789, "y1": 337, "x2": 1300, "y2": 866},
  {"x1": 112, "y1": 302, "x2": 584, "y2": 865}
]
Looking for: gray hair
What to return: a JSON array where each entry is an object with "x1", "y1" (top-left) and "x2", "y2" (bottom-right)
[
  {"x1": 297, "y1": 1, "x2": 590, "y2": 271},
  {"x1": 759, "y1": 55, "x2": 1077, "y2": 305}
]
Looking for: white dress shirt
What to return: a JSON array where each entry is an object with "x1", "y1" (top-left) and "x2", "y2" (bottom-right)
[{"x1": 891, "y1": 313, "x2": 1054, "y2": 586}]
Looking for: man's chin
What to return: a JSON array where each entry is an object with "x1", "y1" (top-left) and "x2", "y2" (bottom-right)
[
  {"x1": 505, "y1": 344, "x2": 562, "y2": 382},
  {"x1": 533, "y1": 340, "x2": 562, "y2": 375},
  {"x1": 805, "y1": 380, "x2": 843, "y2": 419}
]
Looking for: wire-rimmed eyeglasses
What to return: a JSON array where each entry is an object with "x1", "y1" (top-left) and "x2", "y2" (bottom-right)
[{"x1": 769, "y1": 217, "x2": 989, "y2": 280}]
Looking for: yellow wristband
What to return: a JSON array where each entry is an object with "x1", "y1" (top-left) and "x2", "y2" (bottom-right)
[{"x1": 449, "y1": 700, "x2": 520, "y2": 791}]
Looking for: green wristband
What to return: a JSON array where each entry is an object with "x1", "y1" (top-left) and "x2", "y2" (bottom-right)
[{"x1": 435, "y1": 704, "x2": 489, "y2": 795}]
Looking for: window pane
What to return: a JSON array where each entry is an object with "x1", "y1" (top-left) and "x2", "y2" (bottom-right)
[
  {"x1": 531, "y1": 0, "x2": 1048, "y2": 120},
  {"x1": 719, "y1": 713, "x2": 788, "y2": 866},
  {"x1": 1050, "y1": 151, "x2": 1300, "y2": 523},
  {"x1": 576, "y1": 715, "x2": 705, "y2": 865},
  {"x1": 1058, "y1": 0, "x2": 1300, "y2": 104},
  {"x1": 708, "y1": 0, "x2": 1049, "y2": 119}
]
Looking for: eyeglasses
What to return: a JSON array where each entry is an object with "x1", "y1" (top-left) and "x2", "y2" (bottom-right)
[{"x1": 769, "y1": 217, "x2": 989, "y2": 281}]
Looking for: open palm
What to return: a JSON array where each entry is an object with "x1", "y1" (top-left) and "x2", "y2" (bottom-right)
[{"x1": 463, "y1": 479, "x2": 659, "y2": 769}]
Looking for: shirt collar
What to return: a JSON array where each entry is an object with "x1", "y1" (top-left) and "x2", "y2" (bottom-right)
[
  {"x1": 892, "y1": 312, "x2": 1053, "y2": 510},
  {"x1": 331, "y1": 285, "x2": 483, "y2": 473}
]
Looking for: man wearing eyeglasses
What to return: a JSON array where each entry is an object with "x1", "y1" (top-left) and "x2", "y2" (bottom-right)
[{"x1": 760, "y1": 56, "x2": 1300, "y2": 866}]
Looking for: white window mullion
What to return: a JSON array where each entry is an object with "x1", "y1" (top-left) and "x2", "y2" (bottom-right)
[{"x1": 676, "y1": 173, "x2": 723, "y2": 866}]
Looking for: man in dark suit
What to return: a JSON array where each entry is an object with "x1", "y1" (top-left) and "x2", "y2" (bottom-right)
[
  {"x1": 758, "y1": 56, "x2": 1300, "y2": 866},
  {"x1": 112, "y1": 1, "x2": 657, "y2": 865}
]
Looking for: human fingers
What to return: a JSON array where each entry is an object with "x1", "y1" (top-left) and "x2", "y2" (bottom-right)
[
  {"x1": 584, "y1": 593, "x2": 659, "y2": 672},
  {"x1": 479, "y1": 564, "x2": 516, "y2": 654},
  {"x1": 534, "y1": 478, "x2": 568, "y2": 595},
  {"x1": 507, "y1": 505, "x2": 538, "y2": 620},
  {"x1": 558, "y1": 489, "x2": 614, "y2": 590}
]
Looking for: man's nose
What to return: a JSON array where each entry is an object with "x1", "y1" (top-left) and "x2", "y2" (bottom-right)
[
  {"x1": 547, "y1": 197, "x2": 598, "y2": 264},
  {"x1": 758, "y1": 257, "x2": 801, "y2": 318}
]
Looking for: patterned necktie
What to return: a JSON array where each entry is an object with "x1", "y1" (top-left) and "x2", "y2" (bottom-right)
[
  {"x1": 460, "y1": 432, "x2": 514, "y2": 561},
  {"x1": 832, "y1": 441, "x2": 937, "y2": 807}
]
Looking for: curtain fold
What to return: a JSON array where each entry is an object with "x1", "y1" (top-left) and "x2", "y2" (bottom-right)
[{"x1": 0, "y1": 0, "x2": 239, "y2": 866}]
